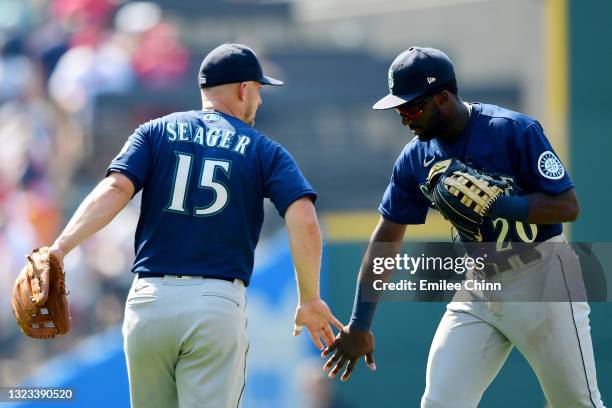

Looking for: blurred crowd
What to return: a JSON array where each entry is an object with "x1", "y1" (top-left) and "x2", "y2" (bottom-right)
[{"x1": 0, "y1": 0, "x2": 191, "y2": 384}]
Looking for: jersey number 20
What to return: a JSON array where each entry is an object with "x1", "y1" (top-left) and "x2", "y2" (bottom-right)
[
  {"x1": 166, "y1": 152, "x2": 231, "y2": 216},
  {"x1": 492, "y1": 218, "x2": 538, "y2": 252}
]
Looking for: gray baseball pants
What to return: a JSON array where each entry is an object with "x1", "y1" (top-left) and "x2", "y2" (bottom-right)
[
  {"x1": 122, "y1": 275, "x2": 248, "y2": 408},
  {"x1": 421, "y1": 235, "x2": 605, "y2": 407}
]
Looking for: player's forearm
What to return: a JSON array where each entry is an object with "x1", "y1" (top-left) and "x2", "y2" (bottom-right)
[
  {"x1": 357, "y1": 218, "x2": 406, "y2": 287},
  {"x1": 526, "y1": 191, "x2": 579, "y2": 224},
  {"x1": 349, "y1": 240, "x2": 403, "y2": 330},
  {"x1": 53, "y1": 176, "x2": 132, "y2": 256},
  {"x1": 350, "y1": 218, "x2": 406, "y2": 330},
  {"x1": 490, "y1": 189, "x2": 579, "y2": 224},
  {"x1": 285, "y1": 198, "x2": 322, "y2": 303}
]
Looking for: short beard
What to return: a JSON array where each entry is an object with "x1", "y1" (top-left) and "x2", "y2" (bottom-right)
[
  {"x1": 418, "y1": 105, "x2": 459, "y2": 143},
  {"x1": 244, "y1": 103, "x2": 258, "y2": 126},
  {"x1": 244, "y1": 112, "x2": 255, "y2": 126},
  {"x1": 416, "y1": 105, "x2": 444, "y2": 142}
]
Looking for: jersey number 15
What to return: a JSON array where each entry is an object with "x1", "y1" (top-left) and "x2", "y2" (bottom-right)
[{"x1": 165, "y1": 152, "x2": 231, "y2": 216}]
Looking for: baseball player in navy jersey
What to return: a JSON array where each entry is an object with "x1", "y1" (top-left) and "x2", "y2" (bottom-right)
[
  {"x1": 45, "y1": 43, "x2": 342, "y2": 407},
  {"x1": 322, "y1": 47, "x2": 605, "y2": 407}
]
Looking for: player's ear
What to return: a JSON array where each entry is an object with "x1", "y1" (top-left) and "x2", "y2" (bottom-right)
[
  {"x1": 435, "y1": 90, "x2": 449, "y2": 106},
  {"x1": 238, "y1": 82, "x2": 248, "y2": 101}
]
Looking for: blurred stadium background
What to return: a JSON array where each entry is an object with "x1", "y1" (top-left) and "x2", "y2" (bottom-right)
[{"x1": 0, "y1": 0, "x2": 610, "y2": 407}]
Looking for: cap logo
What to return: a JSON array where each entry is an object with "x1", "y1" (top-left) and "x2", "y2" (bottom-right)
[
  {"x1": 388, "y1": 68, "x2": 394, "y2": 91},
  {"x1": 201, "y1": 75, "x2": 207, "y2": 84},
  {"x1": 427, "y1": 77, "x2": 437, "y2": 84}
]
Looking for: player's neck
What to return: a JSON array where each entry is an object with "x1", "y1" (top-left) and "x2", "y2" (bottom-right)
[
  {"x1": 443, "y1": 100, "x2": 471, "y2": 141},
  {"x1": 201, "y1": 99, "x2": 244, "y2": 122}
]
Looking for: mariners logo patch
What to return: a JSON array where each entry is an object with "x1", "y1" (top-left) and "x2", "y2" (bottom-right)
[
  {"x1": 388, "y1": 68, "x2": 394, "y2": 91},
  {"x1": 537, "y1": 151, "x2": 565, "y2": 179}
]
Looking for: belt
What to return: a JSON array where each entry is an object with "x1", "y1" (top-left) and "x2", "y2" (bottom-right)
[
  {"x1": 480, "y1": 248, "x2": 542, "y2": 276},
  {"x1": 479, "y1": 234, "x2": 566, "y2": 276},
  {"x1": 481, "y1": 245, "x2": 542, "y2": 276},
  {"x1": 137, "y1": 273, "x2": 237, "y2": 283}
]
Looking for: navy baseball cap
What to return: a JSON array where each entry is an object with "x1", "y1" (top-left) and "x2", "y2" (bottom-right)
[
  {"x1": 373, "y1": 47, "x2": 455, "y2": 110},
  {"x1": 198, "y1": 43, "x2": 284, "y2": 88}
]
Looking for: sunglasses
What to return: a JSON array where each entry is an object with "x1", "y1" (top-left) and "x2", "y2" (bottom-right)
[{"x1": 395, "y1": 95, "x2": 433, "y2": 121}]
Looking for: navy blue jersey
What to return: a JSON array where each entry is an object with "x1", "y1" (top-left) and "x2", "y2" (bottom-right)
[
  {"x1": 380, "y1": 103, "x2": 573, "y2": 243},
  {"x1": 107, "y1": 110, "x2": 316, "y2": 285}
]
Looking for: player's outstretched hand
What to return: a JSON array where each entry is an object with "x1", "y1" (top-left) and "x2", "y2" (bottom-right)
[
  {"x1": 293, "y1": 299, "x2": 344, "y2": 350},
  {"x1": 321, "y1": 325, "x2": 376, "y2": 382}
]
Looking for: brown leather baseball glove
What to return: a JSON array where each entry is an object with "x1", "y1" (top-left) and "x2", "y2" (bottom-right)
[{"x1": 11, "y1": 247, "x2": 70, "y2": 339}]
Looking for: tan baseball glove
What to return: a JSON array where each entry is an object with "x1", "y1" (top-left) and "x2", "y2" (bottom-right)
[
  {"x1": 426, "y1": 159, "x2": 508, "y2": 241},
  {"x1": 11, "y1": 247, "x2": 70, "y2": 339}
]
